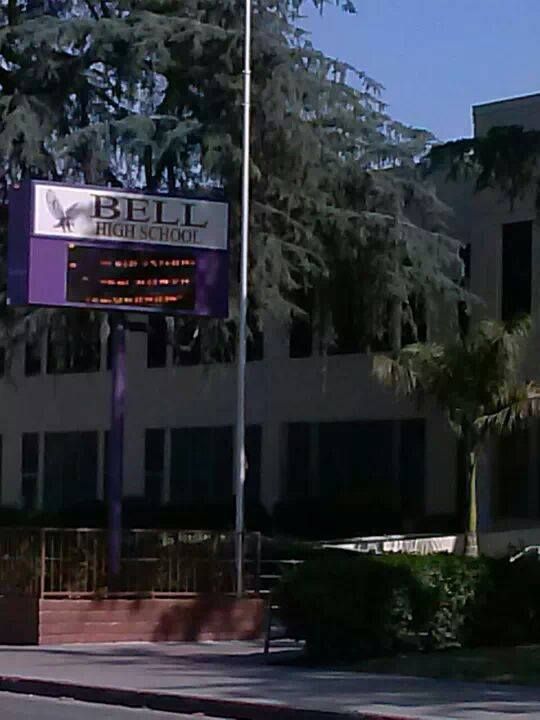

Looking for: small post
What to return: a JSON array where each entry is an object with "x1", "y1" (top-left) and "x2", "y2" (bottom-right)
[{"x1": 107, "y1": 313, "x2": 126, "y2": 587}]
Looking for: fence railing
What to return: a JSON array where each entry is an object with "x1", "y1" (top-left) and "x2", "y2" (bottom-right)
[{"x1": 0, "y1": 528, "x2": 262, "y2": 598}]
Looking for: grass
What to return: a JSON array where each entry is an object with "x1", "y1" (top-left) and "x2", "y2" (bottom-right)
[{"x1": 355, "y1": 645, "x2": 540, "y2": 685}]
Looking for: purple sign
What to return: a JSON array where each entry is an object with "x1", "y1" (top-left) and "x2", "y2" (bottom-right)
[{"x1": 7, "y1": 180, "x2": 229, "y2": 317}]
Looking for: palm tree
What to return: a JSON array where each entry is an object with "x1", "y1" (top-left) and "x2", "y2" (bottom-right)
[{"x1": 373, "y1": 317, "x2": 540, "y2": 556}]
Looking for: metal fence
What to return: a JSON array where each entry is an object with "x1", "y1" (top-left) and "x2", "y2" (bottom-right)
[{"x1": 0, "y1": 528, "x2": 262, "y2": 598}]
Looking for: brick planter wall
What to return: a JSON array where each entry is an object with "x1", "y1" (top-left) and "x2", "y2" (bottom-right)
[
  {"x1": 0, "y1": 597, "x2": 39, "y2": 644},
  {"x1": 0, "y1": 596, "x2": 265, "y2": 645}
]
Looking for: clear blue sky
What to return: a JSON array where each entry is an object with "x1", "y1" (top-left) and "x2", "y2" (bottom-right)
[{"x1": 304, "y1": 0, "x2": 540, "y2": 141}]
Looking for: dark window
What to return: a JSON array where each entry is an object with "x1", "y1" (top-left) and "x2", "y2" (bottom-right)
[
  {"x1": 399, "y1": 419, "x2": 425, "y2": 519},
  {"x1": 318, "y1": 420, "x2": 394, "y2": 498},
  {"x1": 176, "y1": 313, "x2": 262, "y2": 366},
  {"x1": 147, "y1": 315, "x2": 168, "y2": 368},
  {"x1": 44, "y1": 432, "x2": 97, "y2": 512},
  {"x1": 285, "y1": 423, "x2": 312, "y2": 497},
  {"x1": 170, "y1": 425, "x2": 262, "y2": 505},
  {"x1": 22, "y1": 433, "x2": 39, "y2": 511},
  {"x1": 170, "y1": 427, "x2": 232, "y2": 504},
  {"x1": 245, "y1": 425, "x2": 262, "y2": 504},
  {"x1": 145, "y1": 429, "x2": 165, "y2": 506},
  {"x1": 328, "y1": 265, "x2": 362, "y2": 355},
  {"x1": 290, "y1": 315, "x2": 313, "y2": 358},
  {"x1": 47, "y1": 313, "x2": 100, "y2": 374},
  {"x1": 206, "y1": 314, "x2": 263, "y2": 363},
  {"x1": 25, "y1": 338, "x2": 41, "y2": 376},
  {"x1": 502, "y1": 221, "x2": 532, "y2": 323},
  {"x1": 497, "y1": 429, "x2": 529, "y2": 518},
  {"x1": 283, "y1": 419, "x2": 425, "y2": 519},
  {"x1": 289, "y1": 291, "x2": 313, "y2": 359},
  {"x1": 173, "y1": 319, "x2": 201, "y2": 367},
  {"x1": 203, "y1": 322, "x2": 236, "y2": 364},
  {"x1": 325, "y1": 263, "x2": 392, "y2": 355}
]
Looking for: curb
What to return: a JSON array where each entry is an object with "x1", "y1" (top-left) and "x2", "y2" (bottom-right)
[{"x1": 0, "y1": 675, "x2": 415, "y2": 720}]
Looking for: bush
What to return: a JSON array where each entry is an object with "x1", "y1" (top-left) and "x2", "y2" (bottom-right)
[
  {"x1": 409, "y1": 514, "x2": 461, "y2": 535},
  {"x1": 467, "y1": 556, "x2": 540, "y2": 647},
  {"x1": 0, "y1": 506, "x2": 32, "y2": 526},
  {"x1": 275, "y1": 551, "x2": 540, "y2": 662},
  {"x1": 0, "y1": 499, "x2": 272, "y2": 531},
  {"x1": 273, "y1": 497, "x2": 401, "y2": 539},
  {"x1": 133, "y1": 500, "x2": 271, "y2": 531},
  {"x1": 276, "y1": 551, "x2": 438, "y2": 660}
]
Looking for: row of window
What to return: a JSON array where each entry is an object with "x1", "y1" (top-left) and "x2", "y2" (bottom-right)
[
  {"x1": 142, "y1": 426, "x2": 262, "y2": 506},
  {"x1": 286, "y1": 420, "x2": 425, "y2": 518},
  {"x1": 6, "y1": 419, "x2": 539, "y2": 520},
  {"x1": 288, "y1": 219, "x2": 534, "y2": 354},
  {"x1": 19, "y1": 427, "x2": 262, "y2": 513},
  {"x1": 18, "y1": 422, "x2": 422, "y2": 512},
  {"x1": 19, "y1": 422, "x2": 423, "y2": 513},
  {"x1": 23, "y1": 315, "x2": 265, "y2": 376}
]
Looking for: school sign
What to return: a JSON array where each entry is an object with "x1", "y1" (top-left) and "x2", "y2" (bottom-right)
[{"x1": 8, "y1": 180, "x2": 229, "y2": 317}]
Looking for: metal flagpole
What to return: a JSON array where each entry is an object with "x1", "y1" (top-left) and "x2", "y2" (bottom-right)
[{"x1": 234, "y1": 0, "x2": 252, "y2": 598}]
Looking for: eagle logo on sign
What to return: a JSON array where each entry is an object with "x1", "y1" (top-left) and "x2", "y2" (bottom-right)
[{"x1": 45, "y1": 189, "x2": 82, "y2": 232}]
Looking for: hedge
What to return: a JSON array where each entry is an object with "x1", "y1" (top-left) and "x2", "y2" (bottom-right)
[
  {"x1": 275, "y1": 551, "x2": 540, "y2": 661},
  {"x1": 272, "y1": 498, "x2": 459, "y2": 539},
  {"x1": 272, "y1": 498, "x2": 401, "y2": 539},
  {"x1": 0, "y1": 498, "x2": 271, "y2": 531}
]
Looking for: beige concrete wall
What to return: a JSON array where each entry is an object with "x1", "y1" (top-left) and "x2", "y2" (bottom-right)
[
  {"x1": 474, "y1": 92, "x2": 540, "y2": 136},
  {"x1": 0, "y1": 325, "x2": 442, "y2": 514}
]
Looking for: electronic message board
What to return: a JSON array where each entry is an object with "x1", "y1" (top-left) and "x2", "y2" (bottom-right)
[{"x1": 7, "y1": 181, "x2": 229, "y2": 317}]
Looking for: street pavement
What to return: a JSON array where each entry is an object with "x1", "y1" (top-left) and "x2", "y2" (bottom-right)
[
  {"x1": 0, "y1": 641, "x2": 540, "y2": 719},
  {"x1": 0, "y1": 692, "x2": 224, "y2": 720}
]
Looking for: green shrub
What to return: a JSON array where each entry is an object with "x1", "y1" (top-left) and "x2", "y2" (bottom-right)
[
  {"x1": 0, "y1": 499, "x2": 271, "y2": 531},
  {"x1": 275, "y1": 551, "x2": 530, "y2": 661},
  {"x1": 466, "y1": 556, "x2": 540, "y2": 647},
  {"x1": 273, "y1": 497, "x2": 401, "y2": 539},
  {"x1": 276, "y1": 551, "x2": 434, "y2": 660}
]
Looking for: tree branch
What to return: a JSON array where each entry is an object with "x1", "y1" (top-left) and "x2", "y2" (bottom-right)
[{"x1": 83, "y1": 0, "x2": 100, "y2": 21}]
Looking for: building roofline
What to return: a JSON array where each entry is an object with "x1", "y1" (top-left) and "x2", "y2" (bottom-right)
[{"x1": 474, "y1": 91, "x2": 540, "y2": 114}]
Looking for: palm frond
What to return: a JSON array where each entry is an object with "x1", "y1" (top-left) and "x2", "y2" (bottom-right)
[
  {"x1": 474, "y1": 382, "x2": 540, "y2": 436},
  {"x1": 373, "y1": 342, "x2": 444, "y2": 397},
  {"x1": 374, "y1": 316, "x2": 538, "y2": 444},
  {"x1": 373, "y1": 353, "x2": 418, "y2": 396}
]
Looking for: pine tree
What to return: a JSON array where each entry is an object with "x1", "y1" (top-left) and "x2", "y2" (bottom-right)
[{"x1": 0, "y1": 0, "x2": 466, "y2": 354}]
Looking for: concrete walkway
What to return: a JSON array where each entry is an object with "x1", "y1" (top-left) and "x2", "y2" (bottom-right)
[{"x1": 0, "y1": 642, "x2": 539, "y2": 719}]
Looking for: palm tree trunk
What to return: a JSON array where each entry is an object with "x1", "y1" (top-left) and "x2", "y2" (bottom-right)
[{"x1": 464, "y1": 448, "x2": 479, "y2": 557}]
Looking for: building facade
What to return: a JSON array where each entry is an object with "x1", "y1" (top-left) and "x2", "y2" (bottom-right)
[{"x1": 1, "y1": 92, "x2": 540, "y2": 534}]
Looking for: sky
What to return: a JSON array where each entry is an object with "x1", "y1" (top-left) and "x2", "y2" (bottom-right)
[{"x1": 304, "y1": 0, "x2": 540, "y2": 142}]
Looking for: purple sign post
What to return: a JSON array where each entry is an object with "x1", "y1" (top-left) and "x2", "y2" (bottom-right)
[
  {"x1": 108, "y1": 314, "x2": 126, "y2": 581},
  {"x1": 8, "y1": 180, "x2": 229, "y2": 586}
]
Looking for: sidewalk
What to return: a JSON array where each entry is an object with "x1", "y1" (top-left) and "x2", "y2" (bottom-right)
[{"x1": 0, "y1": 641, "x2": 540, "y2": 719}]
